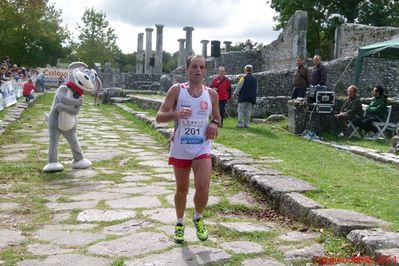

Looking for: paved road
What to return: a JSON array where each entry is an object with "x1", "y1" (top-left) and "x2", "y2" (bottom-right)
[{"x1": 0, "y1": 98, "x2": 327, "y2": 265}]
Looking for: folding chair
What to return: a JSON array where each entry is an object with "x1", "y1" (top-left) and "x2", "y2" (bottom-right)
[
  {"x1": 372, "y1": 105, "x2": 394, "y2": 140},
  {"x1": 347, "y1": 104, "x2": 368, "y2": 139}
]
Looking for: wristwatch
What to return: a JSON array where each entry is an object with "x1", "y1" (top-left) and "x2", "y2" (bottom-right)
[{"x1": 210, "y1": 119, "x2": 220, "y2": 127}]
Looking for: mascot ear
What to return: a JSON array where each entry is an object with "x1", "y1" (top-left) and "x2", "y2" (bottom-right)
[
  {"x1": 68, "y1": 62, "x2": 88, "y2": 70},
  {"x1": 94, "y1": 77, "x2": 102, "y2": 92}
]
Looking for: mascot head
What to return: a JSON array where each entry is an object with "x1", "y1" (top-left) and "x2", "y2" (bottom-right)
[{"x1": 66, "y1": 62, "x2": 102, "y2": 95}]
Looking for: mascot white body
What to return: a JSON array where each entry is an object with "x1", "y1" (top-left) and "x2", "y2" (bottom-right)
[{"x1": 43, "y1": 62, "x2": 102, "y2": 172}]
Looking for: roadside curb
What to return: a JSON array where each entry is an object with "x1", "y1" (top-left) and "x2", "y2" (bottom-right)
[{"x1": 0, "y1": 93, "x2": 44, "y2": 136}]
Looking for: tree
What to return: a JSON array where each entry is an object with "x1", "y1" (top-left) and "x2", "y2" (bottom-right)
[
  {"x1": 75, "y1": 8, "x2": 121, "y2": 67},
  {"x1": 358, "y1": 0, "x2": 399, "y2": 26},
  {"x1": 162, "y1": 51, "x2": 178, "y2": 73},
  {"x1": 267, "y1": 0, "x2": 399, "y2": 59},
  {"x1": 230, "y1": 39, "x2": 262, "y2": 51},
  {"x1": 115, "y1": 53, "x2": 136, "y2": 73},
  {"x1": 0, "y1": 0, "x2": 69, "y2": 66}
]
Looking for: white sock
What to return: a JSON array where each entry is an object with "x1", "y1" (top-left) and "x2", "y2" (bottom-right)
[
  {"x1": 176, "y1": 218, "x2": 184, "y2": 225},
  {"x1": 193, "y1": 212, "x2": 202, "y2": 220}
]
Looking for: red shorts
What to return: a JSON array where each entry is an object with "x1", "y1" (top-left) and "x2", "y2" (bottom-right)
[{"x1": 168, "y1": 154, "x2": 211, "y2": 168}]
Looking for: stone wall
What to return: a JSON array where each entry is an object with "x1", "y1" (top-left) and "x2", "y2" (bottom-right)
[
  {"x1": 208, "y1": 50, "x2": 262, "y2": 75},
  {"x1": 203, "y1": 10, "x2": 307, "y2": 75},
  {"x1": 260, "y1": 10, "x2": 307, "y2": 71},
  {"x1": 100, "y1": 70, "x2": 161, "y2": 91},
  {"x1": 334, "y1": 23, "x2": 399, "y2": 58},
  {"x1": 226, "y1": 96, "x2": 290, "y2": 118}
]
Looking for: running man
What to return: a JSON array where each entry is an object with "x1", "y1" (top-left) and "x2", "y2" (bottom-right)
[{"x1": 156, "y1": 54, "x2": 221, "y2": 243}]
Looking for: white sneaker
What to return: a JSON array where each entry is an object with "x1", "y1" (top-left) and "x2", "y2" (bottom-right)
[
  {"x1": 72, "y1": 158, "x2": 92, "y2": 169},
  {"x1": 43, "y1": 162, "x2": 64, "y2": 172}
]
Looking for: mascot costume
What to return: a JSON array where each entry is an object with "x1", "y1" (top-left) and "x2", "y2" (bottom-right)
[{"x1": 43, "y1": 62, "x2": 102, "y2": 172}]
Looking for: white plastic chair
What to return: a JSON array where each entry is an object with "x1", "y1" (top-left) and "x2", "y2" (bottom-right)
[
  {"x1": 347, "y1": 104, "x2": 368, "y2": 139},
  {"x1": 372, "y1": 105, "x2": 394, "y2": 140}
]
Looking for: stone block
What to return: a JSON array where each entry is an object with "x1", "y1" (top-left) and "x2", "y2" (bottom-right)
[
  {"x1": 125, "y1": 245, "x2": 231, "y2": 265},
  {"x1": 278, "y1": 192, "x2": 324, "y2": 223},
  {"x1": 88, "y1": 232, "x2": 173, "y2": 257},
  {"x1": 17, "y1": 254, "x2": 111, "y2": 266},
  {"x1": 250, "y1": 175, "x2": 316, "y2": 198},
  {"x1": 0, "y1": 229, "x2": 25, "y2": 250},
  {"x1": 347, "y1": 229, "x2": 399, "y2": 254},
  {"x1": 309, "y1": 209, "x2": 390, "y2": 236},
  {"x1": 283, "y1": 243, "x2": 325, "y2": 261}
]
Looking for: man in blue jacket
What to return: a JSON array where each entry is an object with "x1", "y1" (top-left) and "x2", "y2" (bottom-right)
[{"x1": 234, "y1": 65, "x2": 257, "y2": 128}]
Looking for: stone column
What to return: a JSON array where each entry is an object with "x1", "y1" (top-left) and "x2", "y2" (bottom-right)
[
  {"x1": 200, "y1": 40, "x2": 209, "y2": 58},
  {"x1": 183, "y1": 26, "x2": 194, "y2": 59},
  {"x1": 145, "y1": 27, "x2": 153, "y2": 74},
  {"x1": 287, "y1": 100, "x2": 308, "y2": 134},
  {"x1": 223, "y1": 41, "x2": 232, "y2": 52},
  {"x1": 290, "y1": 10, "x2": 308, "y2": 66},
  {"x1": 177, "y1": 39, "x2": 186, "y2": 67},
  {"x1": 136, "y1": 32, "x2": 144, "y2": 74},
  {"x1": 155, "y1": 24, "x2": 164, "y2": 74}
]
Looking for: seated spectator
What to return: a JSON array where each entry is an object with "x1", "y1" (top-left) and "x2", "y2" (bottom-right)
[
  {"x1": 352, "y1": 85, "x2": 387, "y2": 139},
  {"x1": 23, "y1": 78, "x2": 36, "y2": 102},
  {"x1": 334, "y1": 85, "x2": 363, "y2": 136}
]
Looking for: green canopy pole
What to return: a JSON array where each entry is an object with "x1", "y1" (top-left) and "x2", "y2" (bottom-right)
[{"x1": 354, "y1": 55, "x2": 363, "y2": 86}]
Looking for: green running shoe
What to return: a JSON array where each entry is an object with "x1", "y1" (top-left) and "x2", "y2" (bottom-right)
[
  {"x1": 193, "y1": 217, "x2": 209, "y2": 241},
  {"x1": 173, "y1": 223, "x2": 185, "y2": 243}
]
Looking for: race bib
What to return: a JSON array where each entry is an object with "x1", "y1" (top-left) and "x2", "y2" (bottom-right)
[{"x1": 179, "y1": 119, "x2": 205, "y2": 144}]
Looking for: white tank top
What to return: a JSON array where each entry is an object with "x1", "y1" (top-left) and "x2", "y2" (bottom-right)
[{"x1": 170, "y1": 83, "x2": 212, "y2": 160}]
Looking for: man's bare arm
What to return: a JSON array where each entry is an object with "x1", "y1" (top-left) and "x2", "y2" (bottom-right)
[{"x1": 156, "y1": 84, "x2": 180, "y2": 123}]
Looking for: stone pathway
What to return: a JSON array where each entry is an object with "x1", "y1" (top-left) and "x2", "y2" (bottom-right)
[{"x1": 0, "y1": 95, "x2": 336, "y2": 265}]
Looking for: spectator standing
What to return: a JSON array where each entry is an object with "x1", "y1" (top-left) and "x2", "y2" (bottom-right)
[
  {"x1": 291, "y1": 56, "x2": 310, "y2": 99},
  {"x1": 0, "y1": 65, "x2": 9, "y2": 85},
  {"x1": 234, "y1": 65, "x2": 257, "y2": 128},
  {"x1": 22, "y1": 78, "x2": 36, "y2": 102},
  {"x1": 36, "y1": 71, "x2": 45, "y2": 92},
  {"x1": 4, "y1": 56, "x2": 12, "y2": 70},
  {"x1": 310, "y1": 55, "x2": 327, "y2": 86},
  {"x1": 210, "y1": 66, "x2": 231, "y2": 127},
  {"x1": 352, "y1": 85, "x2": 387, "y2": 139},
  {"x1": 334, "y1": 85, "x2": 363, "y2": 136}
]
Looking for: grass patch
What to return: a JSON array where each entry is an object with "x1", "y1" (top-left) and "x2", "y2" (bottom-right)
[
  {"x1": 125, "y1": 102, "x2": 158, "y2": 117},
  {"x1": 320, "y1": 230, "x2": 354, "y2": 257},
  {"x1": 213, "y1": 118, "x2": 399, "y2": 230}
]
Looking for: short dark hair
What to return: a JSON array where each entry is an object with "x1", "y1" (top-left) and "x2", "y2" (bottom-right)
[
  {"x1": 296, "y1": 56, "x2": 304, "y2": 60},
  {"x1": 186, "y1": 55, "x2": 206, "y2": 69},
  {"x1": 375, "y1": 85, "x2": 384, "y2": 95}
]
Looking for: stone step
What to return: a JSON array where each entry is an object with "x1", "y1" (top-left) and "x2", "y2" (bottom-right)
[
  {"x1": 309, "y1": 209, "x2": 390, "y2": 236},
  {"x1": 347, "y1": 229, "x2": 399, "y2": 254}
]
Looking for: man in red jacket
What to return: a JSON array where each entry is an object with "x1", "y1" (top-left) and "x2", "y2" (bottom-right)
[
  {"x1": 23, "y1": 78, "x2": 36, "y2": 102},
  {"x1": 210, "y1": 66, "x2": 231, "y2": 127}
]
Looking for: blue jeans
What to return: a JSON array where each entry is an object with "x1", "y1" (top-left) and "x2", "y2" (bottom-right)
[
  {"x1": 25, "y1": 94, "x2": 34, "y2": 102},
  {"x1": 219, "y1": 100, "x2": 227, "y2": 126}
]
